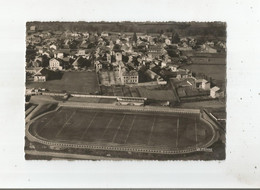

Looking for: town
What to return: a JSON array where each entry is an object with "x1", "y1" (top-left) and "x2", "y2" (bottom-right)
[{"x1": 25, "y1": 22, "x2": 226, "y2": 160}]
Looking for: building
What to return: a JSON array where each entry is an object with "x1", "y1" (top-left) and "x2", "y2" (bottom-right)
[
  {"x1": 210, "y1": 86, "x2": 220, "y2": 98},
  {"x1": 49, "y1": 58, "x2": 63, "y2": 70},
  {"x1": 50, "y1": 44, "x2": 57, "y2": 50},
  {"x1": 176, "y1": 69, "x2": 192, "y2": 79},
  {"x1": 201, "y1": 44, "x2": 217, "y2": 53},
  {"x1": 147, "y1": 45, "x2": 164, "y2": 58},
  {"x1": 168, "y1": 64, "x2": 179, "y2": 72},
  {"x1": 26, "y1": 67, "x2": 43, "y2": 74},
  {"x1": 195, "y1": 78, "x2": 211, "y2": 90},
  {"x1": 106, "y1": 53, "x2": 111, "y2": 63},
  {"x1": 101, "y1": 32, "x2": 109, "y2": 37},
  {"x1": 145, "y1": 69, "x2": 160, "y2": 80},
  {"x1": 94, "y1": 61, "x2": 102, "y2": 71},
  {"x1": 160, "y1": 61, "x2": 167, "y2": 68},
  {"x1": 33, "y1": 68, "x2": 50, "y2": 82},
  {"x1": 115, "y1": 52, "x2": 122, "y2": 62},
  {"x1": 202, "y1": 79, "x2": 211, "y2": 90},
  {"x1": 121, "y1": 70, "x2": 138, "y2": 84},
  {"x1": 55, "y1": 52, "x2": 64, "y2": 59},
  {"x1": 30, "y1": 26, "x2": 36, "y2": 31},
  {"x1": 117, "y1": 97, "x2": 147, "y2": 106},
  {"x1": 77, "y1": 50, "x2": 86, "y2": 56},
  {"x1": 165, "y1": 38, "x2": 171, "y2": 45}
]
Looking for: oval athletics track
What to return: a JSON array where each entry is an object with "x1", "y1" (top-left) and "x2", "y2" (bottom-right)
[{"x1": 26, "y1": 105, "x2": 219, "y2": 155}]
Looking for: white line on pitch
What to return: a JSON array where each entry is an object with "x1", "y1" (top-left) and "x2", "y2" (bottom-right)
[
  {"x1": 55, "y1": 110, "x2": 76, "y2": 138},
  {"x1": 124, "y1": 115, "x2": 136, "y2": 144},
  {"x1": 147, "y1": 117, "x2": 156, "y2": 145},
  {"x1": 101, "y1": 114, "x2": 114, "y2": 138},
  {"x1": 112, "y1": 114, "x2": 126, "y2": 143},
  {"x1": 80, "y1": 112, "x2": 97, "y2": 140},
  {"x1": 195, "y1": 117, "x2": 198, "y2": 145},
  {"x1": 38, "y1": 111, "x2": 59, "y2": 134},
  {"x1": 176, "y1": 118, "x2": 179, "y2": 148}
]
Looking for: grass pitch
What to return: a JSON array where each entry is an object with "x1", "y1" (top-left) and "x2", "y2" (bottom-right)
[{"x1": 29, "y1": 106, "x2": 214, "y2": 150}]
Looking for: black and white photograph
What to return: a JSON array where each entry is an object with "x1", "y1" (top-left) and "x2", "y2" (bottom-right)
[
  {"x1": 25, "y1": 21, "x2": 226, "y2": 161},
  {"x1": 0, "y1": 0, "x2": 260, "y2": 188}
]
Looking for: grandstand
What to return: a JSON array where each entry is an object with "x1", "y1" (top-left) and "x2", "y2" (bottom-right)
[{"x1": 116, "y1": 97, "x2": 147, "y2": 106}]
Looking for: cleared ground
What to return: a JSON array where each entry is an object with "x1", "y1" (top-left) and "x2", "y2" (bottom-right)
[
  {"x1": 29, "y1": 107, "x2": 214, "y2": 150},
  {"x1": 101, "y1": 85, "x2": 140, "y2": 97},
  {"x1": 99, "y1": 70, "x2": 121, "y2": 86},
  {"x1": 26, "y1": 71, "x2": 100, "y2": 94},
  {"x1": 181, "y1": 64, "x2": 226, "y2": 89}
]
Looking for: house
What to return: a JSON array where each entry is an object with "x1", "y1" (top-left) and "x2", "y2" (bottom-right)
[
  {"x1": 201, "y1": 44, "x2": 217, "y2": 53},
  {"x1": 55, "y1": 52, "x2": 64, "y2": 59},
  {"x1": 50, "y1": 44, "x2": 57, "y2": 50},
  {"x1": 77, "y1": 49, "x2": 86, "y2": 56},
  {"x1": 115, "y1": 52, "x2": 122, "y2": 62},
  {"x1": 147, "y1": 45, "x2": 163, "y2": 58},
  {"x1": 49, "y1": 58, "x2": 63, "y2": 70},
  {"x1": 26, "y1": 67, "x2": 43, "y2": 74},
  {"x1": 101, "y1": 32, "x2": 109, "y2": 37},
  {"x1": 168, "y1": 64, "x2": 179, "y2": 72},
  {"x1": 72, "y1": 57, "x2": 82, "y2": 70},
  {"x1": 94, "y1": 61, "x2": 102, "y2": 71},
  {"x1": 165, "y1": 38, "x2": 171, "y2": 45},
  {"x1": 42, "y1": 51, "x2": 51, "y2": 58},
  {"x1": 160, "y1": 61, "x2": 167, "y2": 68},
  {"x1": 106, "y1": 53, "x2": 111, "y2": 63},
  {"x1": 121, "y1": 70, "x2": 139, "y2": 84},
  {"x1": 30, "y1": 26, "x2": 36, "y2": 31},
  {"x1": 145, "y1": 69, "x2": 160, "y2": 80},
  {"x1": 33, "y1": 68, "x2": 50, "y2": 82},
  {"x1": 202, "y1": 79, "x2": 211, "y2": 90},
  {"x1": 210, "y1": 86, "x2": 220, "y2": 98},
  {"x1": 72, "y1": 57, "x2": 88, "y2": 70},
  {"x1": 195, "y1": 78, "x2": 204, "y2": 88},
  {"x1": 33, "y1": 59, "x2": 42, "y2": 67},
  {"x1": 176, "y1": 69, "x2": 192, "y2": 79}
]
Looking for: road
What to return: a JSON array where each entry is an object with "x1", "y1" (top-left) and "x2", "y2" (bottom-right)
[{"x1": 25, "y1": 150, "x2": 134, "y2": 160}]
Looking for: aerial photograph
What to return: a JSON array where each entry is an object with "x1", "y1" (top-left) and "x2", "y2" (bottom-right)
[{"x1": 25, "y1": 22, "x2": 226, "y2": 160}]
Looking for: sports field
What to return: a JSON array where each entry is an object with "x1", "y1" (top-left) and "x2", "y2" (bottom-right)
[{"x1": 29, "y1": 107, "x2": 214, "y2": 151}]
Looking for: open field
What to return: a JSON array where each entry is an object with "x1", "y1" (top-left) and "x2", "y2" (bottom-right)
[
  {"x1": 26, "y1": 71, "x2": 100, "y2": 94},
  {"x1": 29, "y1": 107, "x2": 214, "y2": 151},
  {"x1": 99, "y1": 70, "x2": 121, "y2": 86},
  {"x1": 137, "y1": 88, "x2": 177, "y2": 101},
  {"x1": 181, "y1": 64, "x2": 226, "y2": 89},
  {"x1": 101, "y1": 85, "x2": 140, "y2": 97}
]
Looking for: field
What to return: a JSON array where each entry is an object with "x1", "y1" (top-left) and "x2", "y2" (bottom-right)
[
  {"x1": 99, "y1": 70, "x2": 121, "y2": 86},
  {"x1": 137, "y1": 88, "x2": 177, "y2": 101},
  {"x1": 101, "y1": 85, "x2": 140, "y2": 97},
  {"x1": 181, "y1": 64, "x2": 226, "y2": 89},
  {"x1": 29, "y1": 107, "x2": 214, "y2": 151},
  {"x1": 26, "y1": 71, "x2": 100, "y2": 94}
]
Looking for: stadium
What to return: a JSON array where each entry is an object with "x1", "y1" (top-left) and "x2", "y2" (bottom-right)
[{"x1": 26, "y1": 104, "x2": 219, "y2": 155}]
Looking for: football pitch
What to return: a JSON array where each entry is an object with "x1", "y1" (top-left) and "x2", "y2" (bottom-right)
[{"x1": 29, "y1": 107, "x2": 214, "y2": 151}]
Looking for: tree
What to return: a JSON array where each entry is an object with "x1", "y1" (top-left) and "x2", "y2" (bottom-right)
[
  {"x1": 133, "y1": 32, "x2": 137, "y2": 43},
  {"x1": 26, "y1": 44, "x2": 36, "y2": 63},
  {"x1": 122, "y1": 55, "x2": 129, "y2": 63},
  {"x1": 41, "y1": 54, "x2": 50, "y2": 67},
  {"x1": 171, "y1": 32, "x2": 180, "y2": 44}
]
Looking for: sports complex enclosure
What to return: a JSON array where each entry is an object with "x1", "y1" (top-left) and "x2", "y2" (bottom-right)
[{"x1": 26, "y1": 104, "x2": 219, "y2": 155}]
